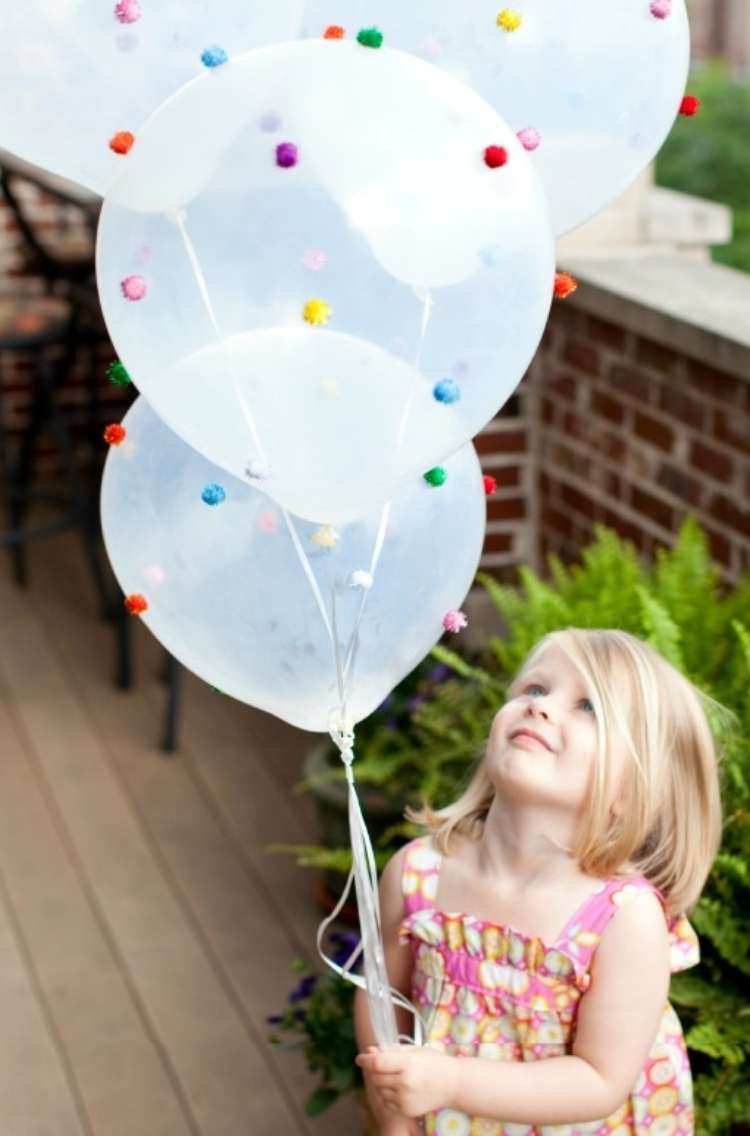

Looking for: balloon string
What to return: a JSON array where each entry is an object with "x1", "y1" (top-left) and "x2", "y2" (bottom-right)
[{"x1": 172, "y1": 209, "x2": 269, "y2": 467}]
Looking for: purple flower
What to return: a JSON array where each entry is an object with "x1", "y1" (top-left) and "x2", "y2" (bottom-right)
[
  {"x1": 289, "y1": 975, "x2": 317, "y2": 1003},
  {"x1": 266, "y1": 1012, "x2": 284, "y2": 1025},
  {"x1": 428, "y1": 663, "x2": 453, "y2": 683},
  {"x1": 407, "y1": 694, "x2": 428, "y2": 713},
  {"x1": 294, "y1": 1009, "x2": 306, "y2": 1023},
  {"x1": 331, "y1": 930, "x2": 362, "y2": 969}
]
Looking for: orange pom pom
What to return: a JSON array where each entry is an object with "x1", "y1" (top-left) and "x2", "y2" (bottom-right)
[
  {"x1": 324, "y1": 25, "x2": 345, "y2": 39},
  {"x1": 109, "y1": 131, "x2": 135, "y2": 155},
  {"x1": 104, "y1": 423, "x2": 127, "y2": 446},
  {"x1": 124, "y1": 594, "x2": 148, "y2": 616},
  {"x1": 554, "y1": 271, "x2": 578, "y2": 300}
]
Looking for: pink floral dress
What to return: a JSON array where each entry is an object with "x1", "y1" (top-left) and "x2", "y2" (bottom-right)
[{"x1": 398, "y1": 836, "x2": 698, "y2": 1136}]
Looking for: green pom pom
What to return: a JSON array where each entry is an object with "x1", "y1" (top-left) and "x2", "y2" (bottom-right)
[
  {"x1": 106, "y1": 360, "x2": 132, "y2": 386},
  {"x1": 357, "y1": 26, "x2": 384, "y2": 48},
  {"x1": 424, "y1": 467, "x2": 448, "y2": 487}
]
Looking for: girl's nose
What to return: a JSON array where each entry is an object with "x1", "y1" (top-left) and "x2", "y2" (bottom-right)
[{"x1": 526, "y1": 700, "x2": 549, "y2": 720}]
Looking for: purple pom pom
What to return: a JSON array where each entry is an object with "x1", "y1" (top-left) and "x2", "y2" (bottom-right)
[{"x1": 276, "y1": 142, "x2": 299, "y2": 169}]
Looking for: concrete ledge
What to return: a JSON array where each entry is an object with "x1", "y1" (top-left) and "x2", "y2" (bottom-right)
[{"x1": 563, "y1": 255, "x2": 750, "y2": 382}]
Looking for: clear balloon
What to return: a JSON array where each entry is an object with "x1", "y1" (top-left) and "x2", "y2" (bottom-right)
[
  {"x1": 97, "y1": 40, "x2": 554, "y2": 523},
  {"x1": 100, "y1": 397, "x2": 486, "y2": 734}
]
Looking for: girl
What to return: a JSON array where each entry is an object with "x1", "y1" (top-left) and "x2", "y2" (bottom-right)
[{"x1": 355, "y1": 628, "x2": 722, "y2": 1136}]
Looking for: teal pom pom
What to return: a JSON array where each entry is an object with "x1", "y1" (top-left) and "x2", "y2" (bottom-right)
[
  {"x1": 424, "y1": 467, "x2": 448, "y2": 487},
  {"x1": 433, "y1": 379, "x2": 460, "y2": 404},
  {"x1": 201, "y1": 483, "x2": 226, "y2": 506},
  {"x1": 201, "y1": 45, "x2": 228, "y2": 68},
  {"x1": 357, "y1": 27, "x2": 384, "y2": 48}
]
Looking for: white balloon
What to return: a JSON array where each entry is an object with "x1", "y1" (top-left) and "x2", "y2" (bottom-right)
[
  {"x1": 97, "y1": 41, "x2": 554, "y2": 523},
  {"x1": 101, "y1": 397, "x2": 486, "y2": 733}
]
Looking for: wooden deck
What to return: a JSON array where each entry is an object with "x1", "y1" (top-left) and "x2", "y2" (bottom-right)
[{"x1": 0, "y1": 530, "x2": 360, "y2": 1135}]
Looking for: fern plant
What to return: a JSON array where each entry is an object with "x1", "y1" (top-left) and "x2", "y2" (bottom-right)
[{"x1": 291, "y1": 518, "x2": 750, "y2": 1133}]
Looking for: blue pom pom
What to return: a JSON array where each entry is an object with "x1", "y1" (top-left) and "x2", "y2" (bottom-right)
[
  {"x1": 201, "y1": 45, "x2": 229, "y2": 68},
  {"x1": 201, "y1": 483, "x2": 226, "y2": 506},
  {"x1": 433, "y1": 379, "x2": 461, "y2": 405}
]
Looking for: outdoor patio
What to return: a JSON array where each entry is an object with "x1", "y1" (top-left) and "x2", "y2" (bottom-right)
[{"x1": 0, "y1": 529, "x2": 359, "y2": 1136}]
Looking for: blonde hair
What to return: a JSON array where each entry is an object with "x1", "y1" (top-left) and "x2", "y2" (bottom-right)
[{"x1": 408, "y1": 629, "x2": 723, "y2": 915}]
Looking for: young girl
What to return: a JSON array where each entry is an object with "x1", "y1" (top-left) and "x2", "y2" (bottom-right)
[{"x1": 355, "y1": 628, "x2": 722, "y2": 1136}]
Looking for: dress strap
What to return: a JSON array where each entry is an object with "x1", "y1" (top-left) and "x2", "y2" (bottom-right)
[
  {"x1": 553, "y1": 875, "x2": 658, "y2": 973},
  {"x1": 400, "y1": 835, "x2": 441, "y2": 916}
]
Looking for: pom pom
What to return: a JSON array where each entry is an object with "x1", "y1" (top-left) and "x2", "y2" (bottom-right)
[
  {"x1": 443, "y1": 610, "x2": 468, "y2": 634},
  {"x1": 245, "y1": 459, "x2": 271, "y2": 481},
  {"x1": 650, "y1": 0, "x2": 672, "y2": 17},
  {"x1": 276, "y1": 141, "x2": 299, "y2": 169},
  {"x1": 106, "y1": 360, "x2": 131, "y2": 386},
  {"x1": 303, "y1": 299, "x2": 332, "y2": 326},
  {"x1": 144, "y1": 564, "x2": 166, "y2": 585},
  {"x1": 103, "y1": 423, "x2": 127, "y2": 446},
  {"x1": 679, "y1": 94, "x2": 700, "y2": 117},
  {"x1": 324, "y1": 25, "x2": 345, "y2": 39},
  {"x1": 357, "y1": 27, "x2": 384, "y2": 49},
  {"x1": 517, "y1": 127, "x2": 540, "y2": 152},
  {"x1": 120, "y1": 275, "x2": 146, "y2": 301},
  {"x1": 433, "y1": 379, "x2": 461, "y2": 405},
  {"x1": 424, "y1": 467, "x2": 448, "y2": 487},
  {"x1": 496, "y1": 9, "x2": 523, "y2": 31},
  {"x1": 311, "y1": 525, "x2": 340, "y2": 549},
  {"x1": 201, "y1": 45, "x2": 228, "y2": 69},
  {"x1": 302, "y1": 248, "x2": 327, "y2": 271},
  {"x1": 109, "y1": 131, "x2": 135, "y2": 155},
  {"x1": 554, "y1": 271, "x2": 578, "y2": 300},
  {"x1": 114, "y1": 0, "x2": 141, "y2": 24},
  {"x1": 259, "y1": 110, "x2": 282, "y2": 133},
  {"x1": 257, "y1": 511, "x2": 279, "y2": 535},
  {"x1": 484, "y1": 145, "x2": 508, "y2": 169},
  {"x1": 483, "y1": 475, "x2": 498, "y2": 496},
  {"x1": 350, "y1": 570, "x2": 374, "y2": 590},
  {"x1": 201, "y1": 483, "x2": 226, "y2": 506},
  {"x1": 124, "y1": 593, "x2": 148, "y2": 616}
]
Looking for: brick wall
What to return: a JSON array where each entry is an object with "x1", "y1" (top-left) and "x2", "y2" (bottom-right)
[{"x1": 476, "y1": 256, "x2": 750, "y2": 583}]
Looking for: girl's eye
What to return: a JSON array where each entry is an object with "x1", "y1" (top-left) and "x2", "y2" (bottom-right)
[
  {"x1": 579, "y1": 698, "x2": 595, "y2": 715},
  {"x1": 525, "y1": 683, "x2": 545, "y2": 697}
]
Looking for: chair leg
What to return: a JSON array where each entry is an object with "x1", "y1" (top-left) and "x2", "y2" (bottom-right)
[{"x1": 161, "y1": 652, "x2": 182, "y2": 756}]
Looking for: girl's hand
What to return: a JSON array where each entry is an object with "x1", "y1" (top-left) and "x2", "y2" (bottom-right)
[{"x1": 357, "y1": 1044, "x2": 456, "y2": 1119}]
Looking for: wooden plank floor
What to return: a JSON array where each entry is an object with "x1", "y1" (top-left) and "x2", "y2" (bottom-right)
[{"x1": 0, "y1": 530, "x2": 360, "y2": 1136}]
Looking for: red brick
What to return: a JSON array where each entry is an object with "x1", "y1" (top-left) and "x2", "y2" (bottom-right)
[
  {"x1": 685, "y1": 360, "x2": 743, "y2": 405},
  {"x1": 539, "y1": 470, "x2": 551, "y2": 495},
  {"x1": 591, "y1": 429, "x2": 626, "y2": 464},
  {"x1": 707, "y1": 493, "x2": 750, "y2": 540},
  {"x1": 541, "y1": 397, "x2": 556, "y2": 426},
  {"x1": 601, "y1": 512, "x2": 650, "y2": 553},
  {"x1": 550, "y1": 441, "x2": 591, "y2": 478},
  {"x1": 633, "y1": 411, "x2": 674, "y2": 452},
  {"x1": 541, "y1": 506, "x2": 575, "y2": 539},
  {"x1": 606, "y1": 362, "x2": 651, "y2": 405},
  {"x1": 487, "y1": 497, "x2": 527, "y2": 522},
  {"x1": 582, "y1": 314, "x2": 627, "y2": 353},
  {"x1": 590, "y1": 389, "x2": 625, "y2": 425},
  {"x1": 704, "y1": 526, "x2": 732, "y2": 568},
  {"x1": 561, "y1": 337, "x2": 600, "y2": 377},
  {"x1": 483, "y1": 531, "x2": 514, "y2": 554},
  {"x1": 474, "y1": 429, "x2": 527, "y2": 456},
  {"x1": 635, "y1": 337, "x2": 683, "y2": 377},
  {"x1": 560, "y1": 481, "x2": 597, "y2": 518},
  {"x1": 630, "y1": 486, "x2": 674, "y2": 531},
  {"x1": 657, "y1": 464, "x2": 702, "y2": 506},
  {"x1": 560, "y1": 411, "x2": 587, "y2": 440},
  {"x1": 604, "y1": 470, "x2": 622, "y2": 498},
  {"x1": 713, "y1": 410, "x2": 750, "y2": 457},
  {"x1": 549, "y1": 372, "x2": 579, "y2": 401},
  {"x1": 656, "y1": 383, "x2": 706, "y2": 431},
  {"x1": 690, "y1": 439, "x2": 734, "y2": 482}
]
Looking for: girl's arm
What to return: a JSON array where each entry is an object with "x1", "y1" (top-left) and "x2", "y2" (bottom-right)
[
  {"x1": 354, "y1": 844, "x2": 422, "y2": 1135},
  {"x1": 358, "y1": 889, "x2": 671, "y2": 1124}
]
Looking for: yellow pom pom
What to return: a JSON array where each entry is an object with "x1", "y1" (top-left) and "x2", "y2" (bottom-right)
[
  {"x1": 311, "y1": 524, "x2": 340, "y2": 549},
  {"x1": 497, "y1": 8, "x2": 523, "y2": 31},
  {"x1": 303, "y1": 299, "x2": 332, "y2": 326}
]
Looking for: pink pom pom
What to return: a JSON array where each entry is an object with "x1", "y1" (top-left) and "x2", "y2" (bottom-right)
[
  {"x1": 650, "y1": 0, "x2": 672, "y2": 17},
  {"x1": 114, "y1": 0, "x2": 141, "y2": 24},
  {"x1": 443, "y1": 610, "x2": 468, "y2": 634},
  {"x1": 258, "y1": 511, "x2": 279, "y2": 535},
  {"x1": 120, "y1": 275, "x2": 147, "y2": 301},
  {"x1": 302, "y1": 248, "x2": 327, "y2": 271},
  {"x1": 517, "y1": 127, "x2": 541, "y2": 152}
]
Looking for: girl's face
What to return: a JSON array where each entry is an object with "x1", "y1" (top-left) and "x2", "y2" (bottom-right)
[{"x1": 486, "y1": 645, "x2": 616, "y2": 816}]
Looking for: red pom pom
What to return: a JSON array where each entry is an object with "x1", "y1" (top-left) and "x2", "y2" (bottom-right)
[
  {"x1": 483, "y1": 475, "x2": 498, "y2": 496},
  {"x1": 484, "y1": 145, "x2": 509, "y2": 169},
  {"x1": 104, "y1": 423, "x2": 127, "y2": 446},
  {"x1": 124, "y1": 594, "x2": 148, "y2": 616},
  {"x1": 679, "y1": 94, "x2": 700, "y2": 117},
  {"x1": 109, "y1": 131, "x2": 135, "y2": 155},
  {"x1": 324, "y1": 25, "x2": 345, "y2": 39},
  {"x1": 554, "y1": 271, "x2": 578, "y2": 300}
]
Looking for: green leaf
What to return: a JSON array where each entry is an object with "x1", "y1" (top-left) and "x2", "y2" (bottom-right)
[{"x1": 304, "y1": 1087, "x2": 339, "y2": 1117}]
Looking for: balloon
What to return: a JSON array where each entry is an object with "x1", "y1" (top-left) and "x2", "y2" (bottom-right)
[
  {"x1": 100, "y1": 397, "x2": 486, "y2": 734},
  {"x1": 3, "y1": 2, "x2": 688, "y2": 231},
  {"x1": 0, "y1": 1, "x2": 302, "y2": 194},
  {"x1": 97, "y1": 40, "x2": 554, "y2": 523}
]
